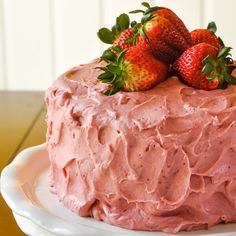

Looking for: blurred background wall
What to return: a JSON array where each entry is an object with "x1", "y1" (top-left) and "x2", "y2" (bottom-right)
[{"x1": 0, "y1": 0, "x2": 235, "y2": 90}]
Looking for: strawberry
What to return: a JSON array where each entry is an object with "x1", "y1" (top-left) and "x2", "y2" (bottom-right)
[
  {"x1": 173, "y1": 43, "x2": 236, "y2": 90},
  {"x1": 97, "y1": 46, "x2": 169, "y2": 95},
  {"x1": 190, "y1": 22, "x2": 222, "y2": 49},
  {"x1": 97, "y1": 14, "x2": 150, "y2": 51},
  {"x1": 113, "y1": 28, "x2": 133, "y2": 50},
  {"x1": 98, "y1": 13, "x2": 134, "y2": 50},
  {"x1": 129, "y1": 2, "x2": 193, "y2": 63}
]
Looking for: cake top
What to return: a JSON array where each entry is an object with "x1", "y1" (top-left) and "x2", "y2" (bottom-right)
[
  {"x1": 50, "y1": 59, "x2": 236, "y2": 122},
  {"x1": 95, "y1": 2, "x2": 236, "y2": 95},
  {"x1": 48, "y1": 1, "x2": 236, "y2": 117}
]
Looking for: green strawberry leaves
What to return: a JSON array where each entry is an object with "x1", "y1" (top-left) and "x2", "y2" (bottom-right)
[
  {"x1": 217, "y1": 47, "x2": 234, "y2": 65},
  {"x1": 131, "y1": 21, "x2": 138, "y2": 27},
  {"x1": 145, "y1": 6, "x2": 163, "y2": 15},
  {"x1": 107, "y1": 64, "x2": 122, "y2": 75},
  {"x1": 116, "y1": 13, "x2": 130, "y2": 32},
  {"x1": 104, "y1": 84, "x2": 123, "y2": 96},
  {"x1": 97, "y1": 13, "x2": 130, "y2": 44},
  {"x1": 97, "y1": 28, "x2": 115, "y2": 44},
  {"x1": 129, "y1": 9, "x2": 145, "y2": 14},
  {"x1": 202, "y1": 57, "x2": 213, "y2": 74},
  {"x1": 141, "y1": 13, "x2": 154, "y2": 24},
  {"x1": 101, "y1": 46, "x2": 122, "y2": 62},
  {"x1": 202, "y1": 47, "x2": 236, "y2": 87},
  {"x1": 207, "y1": 21, "x2": 217, "y2": 34},
  {"x1": 117, "y1": 50, "x2": 128, "y2": 64},
  {"x1": 206, "y1": 21, "x2": 225, "y2": 47},
  {"x1": 98, "y1": 71, "x2": 113, "y2": 81},
  {"x1": 101, "y1": 48, "x2": 117, "y2": 62},
  {"x1": 225, "y1": 74, "x2": 236, "y2": 85},
  {"x1": 97, "y1": 47, "x2": 128, "y2": 95},
  {"x1": 141, "y1": 2, "x2": 151, "y2": 8},
  {"x1": 217, "y1": 47, "x2": 231, "y2": 59},
  {"x1": 129, "y1": 2, "x2": 163, "y2": 15}
]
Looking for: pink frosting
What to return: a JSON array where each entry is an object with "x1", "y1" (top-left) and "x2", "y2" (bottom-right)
[{"x1": 45, "y1": 59, "x2": 236, "y2": 233}]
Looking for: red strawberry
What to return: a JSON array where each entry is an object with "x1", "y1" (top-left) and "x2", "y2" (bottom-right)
[
  {"x1": 113, "y1": 28, "x2": 133, "y2": 50},
  {"x1": 112, "y1": 29, "x2": 150, "y2": 52},
  {"x1": 173, "y1": 43, "x2": 236, "y2": 90},
  {"x1": 130, "y1": 2, "x2": 193, "y2": 63},
  {"x1": 98, "y1": 46, "x2": 169, "y2": 95},
  {"x1": 191, "y1": 22, "x2": 222, "y2": 49},
  {"x1": 98, "y1": 13, "x2": 135, "y2": 50}
]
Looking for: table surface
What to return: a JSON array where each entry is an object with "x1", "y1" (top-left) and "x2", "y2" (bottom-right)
[{"x1": 0, "y1": 91, "x2": 46, "y2": 236}]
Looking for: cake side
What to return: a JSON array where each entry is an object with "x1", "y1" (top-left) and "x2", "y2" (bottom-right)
[{"x1": 45, "y1": 60, "x2": 236, "y2": 233}]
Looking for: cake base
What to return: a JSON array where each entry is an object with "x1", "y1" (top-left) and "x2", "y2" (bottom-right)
[{"x1": 2, "y1": 145, "x2": 236, "y2": 236}]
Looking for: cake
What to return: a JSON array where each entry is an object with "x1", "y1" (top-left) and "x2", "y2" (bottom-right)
[
  {"x1": 45, "y1": 59, "x2": 236, "y2": 233},
  {"x1": 45, "y1": 2, "x2": 236, "y2": 234}
]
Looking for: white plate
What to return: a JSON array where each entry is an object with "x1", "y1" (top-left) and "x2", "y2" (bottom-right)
[{"x1": 1, "y1": 144, "x2": 236, "y2": 236}]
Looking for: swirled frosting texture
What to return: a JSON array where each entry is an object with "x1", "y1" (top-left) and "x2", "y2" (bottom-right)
[{"x1": 45, "y1": 59, "x2": 236, "y2": 233}]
